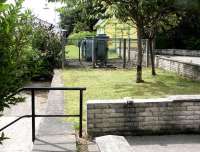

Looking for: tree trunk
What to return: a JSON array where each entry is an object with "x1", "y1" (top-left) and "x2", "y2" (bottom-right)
[
  {"x1": 136, "y1": 25, "x2": 144, "y2": 83},
  {"x1": 149, "y1": 38, "x2": 156, "y2": 76}
]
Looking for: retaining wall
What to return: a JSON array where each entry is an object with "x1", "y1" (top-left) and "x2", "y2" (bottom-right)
[
  {"x1": 155, "y1": 49, "x2": 200, "y2": 57},
  {"x1": 87, "y1": 95, "x2": 200, "y2": 137},
  {"x1": 155, "y1": 56, "x2": 200, "y2": 80}
]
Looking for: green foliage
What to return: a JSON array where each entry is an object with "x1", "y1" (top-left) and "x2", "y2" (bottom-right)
[
  {"x1": 0, "y1": 0, "x2": 34, "y2": 111},
  {"x1": 0, "y1": 0, "x2": 62, "y2": 111},
  {"x1": 32, "y1": 25, "x2": 62, "y2": 79},
  {"x1": 99, "y1": 0, "x2": 181, "y2": 82},
  {"x1": 67, "y1": 31, "x2": 96, "y2": 45},
  {"x1": 156, "y1": 5, "x2": 200, "y2": 50},
  {"x1": 0, "y1": 0, "x2": 62, "y2": 144},
  {"x1": 58, "y1": 0, "x2": 108, "y2": 35}
]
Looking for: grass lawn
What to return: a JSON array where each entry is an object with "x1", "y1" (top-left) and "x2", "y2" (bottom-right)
[
  {"x1": 66, "y1": 45, "x2": 119, "y2": 59},
  {"x1": 63, "y1": 67, "x2": 200, "y2": 127},
  {"x1": 66, "y1": 45, "x2": 79, "y2": 59}
]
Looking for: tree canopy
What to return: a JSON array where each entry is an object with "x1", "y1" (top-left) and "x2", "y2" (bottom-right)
[
  {"x1": 98, "y1": 0, "x2": 182, "y2": 82},
  {"x1": 58, "y1": 0, "x2": 108, "y2": 35}
]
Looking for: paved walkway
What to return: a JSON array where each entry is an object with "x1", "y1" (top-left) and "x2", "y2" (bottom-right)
[
  {"x1": 0, "y1": 83, "x2": 49, "y2": 152},
  {"x1": 127, "y1": 135, "x2": 200, "y2": 152},
  {"x1": 32, "y1": 70, "x2": 76, "y2": 152},
  {"x1": 0, "y1": 70, "x2": 76, "y2": 152}
]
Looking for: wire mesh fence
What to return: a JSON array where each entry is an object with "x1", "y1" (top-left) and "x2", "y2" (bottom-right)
[{"x1": 65, "y1": 37, "x2": 148, "y2": 69}]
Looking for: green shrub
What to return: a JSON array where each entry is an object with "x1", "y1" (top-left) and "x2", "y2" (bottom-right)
[
  {"x1": 0, "y1": 0, "x2": 62, "y2": 111},
  {"x1": 67, "y1": 31, "x2": 96, "y2": 45},
  {"x1": 0, "y1": 0, "x2": 34, "y2": 111},
  {"x1": 32, "y1": 25, "x2": 62, "y2": 80},
  {"x1": 0, "y1": 0, "x2": 62, "y2": 143}
]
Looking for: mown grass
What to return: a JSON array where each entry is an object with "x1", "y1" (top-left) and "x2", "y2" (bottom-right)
[
  {"x1": 63, "y1": 67, "x2": 200, "y2": 127},
  {"x1": 66, "y1": 45, "x2": 79, "y2": 59}
]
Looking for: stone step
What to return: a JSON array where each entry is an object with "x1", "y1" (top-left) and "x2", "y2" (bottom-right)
[{"x1": 96, "y1": 135, "x2": 132, "y2": 152}]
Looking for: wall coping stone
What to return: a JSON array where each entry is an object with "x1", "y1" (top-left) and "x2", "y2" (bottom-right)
[
  {"x1": 168, "y1": 95, "x2": 200, "y2": 102},
  {"x1": 156, "y1": 55, "x2": 200, "y2": 67},
  {"x1": 87, "y1": 95, "x2": 200, "y2": 105}
]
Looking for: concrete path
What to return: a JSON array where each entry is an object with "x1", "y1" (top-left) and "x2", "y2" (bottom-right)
[
  {"x1": 0, "y1": 117, "x2": 41, "y2": 152},
  {"x1": 127, "y1": 135, "x2": 200, "y2": 152},
  {"x1": 0, "y1": 70, "x2": 76, "y2": 152},
  {"x1": 0, "y1": 83, "x2": 49, "y2": 152},
  {"x1": 32, "y1": 70, "x2": 76, "y2": 152}
]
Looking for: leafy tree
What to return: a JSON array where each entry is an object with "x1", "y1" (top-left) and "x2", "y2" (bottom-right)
[
  {"x1": 58, "y1": 0, "x2": 108, "y2": 35},
  {"x1": 156, "y1": 0, "x2": 200, "y2": 50},
  {"x1": 98, "y1": 0, "x2": 181, "y2": 82},
  {"x1": 141, "y1": 1, "x2": 181, "y2": 76}
]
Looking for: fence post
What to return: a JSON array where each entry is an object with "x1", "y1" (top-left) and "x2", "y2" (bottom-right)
[
  {"x1": 78, "y1": 39, "x2": 81, "y2": 62},
  {"x1": 79, "y1": 90, "x2": 83, "y2": 138},
  {"x1": 119, "y1": 39, "x2": 122, "y2": 58},
  {"x1": 31, "y1": 89, "x2": 35, "y2": 142},
  {"x1": 128, "y1": 38, "x2": 131, "y2": 62},
  {"x1": 92, "y1": 38, "x2": 96, "y2": 68},
  {"x1": 123, "y1": 39, "x2": 127, "y2": 68},
  {"x1": 61, "y1": 30, "x2": 67, "y2": 69},
  {"x1": 146, "y1": 39, "x2": 149, "y2": 67}
]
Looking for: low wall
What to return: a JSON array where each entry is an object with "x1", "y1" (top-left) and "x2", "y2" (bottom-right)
[
  {"x1": 87, "y1": 95, "x2": 200, "y2": 137},
  {"x1": 155, "y1": 49, "x2": 200, "y2": 57},
  {"x1": 155, "y1": 56, "x2": 200, "y2": 80}
]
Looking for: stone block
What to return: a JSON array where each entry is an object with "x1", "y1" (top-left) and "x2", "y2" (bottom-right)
[
  {"x1": 174, "y1": 111, "x2": 193, "y2": 116},
  {"x1": 138, "y1": 112, "x2": 153, "y2": 117},
  {"x1": 144, "y1": 117, "x2": 159, "y2": 122},
  {"x1": 187, "y1": 106, "x2": 200, "y2": 111},
  {"x1": 145, "y1": 107, "x2": 160, "y2": 112},
  {"x1": 158, "y1": 116, "x2": 173, "y2": 121}
]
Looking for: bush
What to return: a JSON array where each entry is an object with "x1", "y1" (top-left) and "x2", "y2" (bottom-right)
[
  {"x1": 32, "y1": 25, "x2": 62, "y2": 80},
  {"x1": 0, "y1": 0, "x2": 34, "y2": 111},
  {"x1": 0, "y1": 0, "x2": 63, "y2": 111},
  {"x1": 67, "y1": 31, "x2": 96, "y2": 45},
  {"x1": 0, "y1": 0, "x2": 62, "y2": 143}
]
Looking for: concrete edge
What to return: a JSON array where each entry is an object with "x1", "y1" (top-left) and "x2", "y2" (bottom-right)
[
  {"x1": 87, "y1": 95, "x2": 200, "y2": 105},
  {"x1": 156, "y1": 55, "x2": 200, "y2": 67}
]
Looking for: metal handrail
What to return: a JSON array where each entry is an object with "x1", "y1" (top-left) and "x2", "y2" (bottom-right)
[{"x1": 0, "y1": 87, "x2": 86, "y2": 142}]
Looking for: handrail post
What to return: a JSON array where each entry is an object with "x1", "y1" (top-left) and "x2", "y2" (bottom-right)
[
  {"x1": 31, "y1": 89, "x2": 36, "y2": 142},
  {"x1": 79, "y1": 90, "x2": 83, "y2": 138}
]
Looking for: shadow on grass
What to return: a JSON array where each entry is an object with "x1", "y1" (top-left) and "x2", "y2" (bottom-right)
[{"x1": 113, "y1": 73, "x2": 200, "y2": 98}]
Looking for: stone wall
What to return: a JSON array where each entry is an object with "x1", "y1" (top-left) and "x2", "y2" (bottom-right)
[
  {"x1": 155, "y1": 49, "x2": 200, "y2": 57},
  {"x1": 87, "y1": 95, "x2": 200, "y2": 137},
  {"x1": 155, "y1": 56, "x2": 200, "y2": 80}
]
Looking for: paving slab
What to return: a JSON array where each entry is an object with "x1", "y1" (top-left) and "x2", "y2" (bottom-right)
[
  {"x1": 96, "y1": 135, "x2": 132, "y2": 152},
  {"x1": 127, "y1": 135, "x2": 200, "y2": 152}
]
